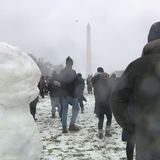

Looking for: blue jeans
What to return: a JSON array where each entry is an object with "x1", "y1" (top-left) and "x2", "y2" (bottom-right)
[{"x1": 62, "y1": 96, "x2": 80, "y2": 130}]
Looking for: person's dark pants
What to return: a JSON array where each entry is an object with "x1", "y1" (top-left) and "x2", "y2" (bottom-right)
[
  {"x1": 30, "y1": 97, "x2": 38, "y2": 120},
  {"x1": 87, "y1": 86, "x2": 92, "y2": 94},
  {"x1": 98, "y1": 113, "x2": 112, "y2": 130},
  {"x1": 126, "y1": 141, "x2": 134, "y2": 160},
  {"x1": 122, "y1": 129, "x2": 135, "y2": 160},
  {"x1": 59, "y1": 97, "x2": 63, "y2": 120},
  {"x1": 94, "y1": 101, "x2": 98, "y2": 114},
  {"x1": 78, "y1": 99, "x2": 84, "y2": 109},
  {"x1": 40, "y1": 89, "x2": 44, "y2": 98}
]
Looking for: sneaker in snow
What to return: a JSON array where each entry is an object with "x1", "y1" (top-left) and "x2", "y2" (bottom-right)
[{"x1": 62, "y1": 130, "x2": 68, "y2": 133}]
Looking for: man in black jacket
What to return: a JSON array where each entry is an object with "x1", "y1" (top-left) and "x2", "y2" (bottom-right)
[
  {"x1": 54, "y1": 56, "x2": 80, "y2": 133},
  {"x1": 110, "y1": 22, "x2": 160, "y2": 159}
]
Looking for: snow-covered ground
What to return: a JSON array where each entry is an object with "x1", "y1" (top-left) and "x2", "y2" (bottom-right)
[{"x1": 36, "y1": 92, "x2": 129, "y2": 160}]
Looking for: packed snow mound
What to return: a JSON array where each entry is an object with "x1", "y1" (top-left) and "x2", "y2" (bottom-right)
[
  {"x1": 0, "y1": 42, "x2": 41, "y2": 107},
  {"x1": 0, "y1": 42, "x2": 42, "y2": 160}
]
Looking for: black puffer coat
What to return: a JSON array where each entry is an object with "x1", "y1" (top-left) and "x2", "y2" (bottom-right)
[
  {"x1": 110, "y1": 39, "x2": 160, "y2": 159},
  {"x1": 75, "y1": 77, "x2": 86, "y2": 102},
  {"x1": 92, "y1": 74, "x2": 112, "y2": 115}
]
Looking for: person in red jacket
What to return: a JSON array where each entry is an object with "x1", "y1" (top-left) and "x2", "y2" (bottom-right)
[{"x1": 38, "y1": 76, "x2": 45, "y2": 98}]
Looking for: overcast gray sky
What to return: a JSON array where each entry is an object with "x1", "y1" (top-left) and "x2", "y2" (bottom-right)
[{"x1": 0, "y1": 0, "x2": 160, "y2": 77}]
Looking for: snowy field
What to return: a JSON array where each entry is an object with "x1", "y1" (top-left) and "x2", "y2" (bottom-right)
[{"x1": 36, "y1": 92, "x2": 129, "y2": 160}]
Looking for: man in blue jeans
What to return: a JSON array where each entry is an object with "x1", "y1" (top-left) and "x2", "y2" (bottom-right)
[{"x1": 54, "y1": 56, "x2": 80, "y2": 133}]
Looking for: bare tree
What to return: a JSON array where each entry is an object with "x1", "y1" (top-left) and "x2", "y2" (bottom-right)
[{"x1": 28, "y1": 53, "x2": 64, "y2": 77}]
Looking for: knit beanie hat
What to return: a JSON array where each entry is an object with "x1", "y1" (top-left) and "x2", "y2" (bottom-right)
[
  {"x1": 66, "y1": 56, "x2": 73, "y2": 66},
  {"x1": 148, "y1": 22, "x2": 160, "y2": 42},
  {"x1": 97, "y1": 67, "x2": 104, "y2": 73},
  {"x1": 77, "y1": 73, "x2": 82, "y2": 77}
]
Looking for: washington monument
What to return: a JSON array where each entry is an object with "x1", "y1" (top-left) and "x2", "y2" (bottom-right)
[{"x1": 86, "y1": 23, "x2": 92, "y2": 78}]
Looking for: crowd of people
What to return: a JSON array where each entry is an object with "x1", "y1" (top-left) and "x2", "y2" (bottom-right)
[{"x1": 29, "y1": 21, "x2": 160, "y2": 160}]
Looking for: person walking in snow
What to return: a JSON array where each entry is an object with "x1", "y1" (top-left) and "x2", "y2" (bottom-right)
[
  {"x1": 53, "y1": 56, "x2": 80, "y2": 133},
  {"x1": 87, "y1": 74, "x2": 93, "y2": 94},
  {"x1": 92, "y1": 67, "x2": 112, "y2": 139},
  {"x1": 48, "y1": 71, "x2": 62, "y2": 118},
  {"x1": 110, "y1": 21, "x2": 160, "y2": 159},
  {"x1": 109, "y1": 73, "x2": 118, "y2": 90},
  {"x1": 75, "y1": 73, "x2": 87, "y2": 113},
  {"x1": 38, "y1": 76, "x2": 45, "y2": 98},
  {"x1": 44, "y1": 76, "x2": 50, "y2": 95}
]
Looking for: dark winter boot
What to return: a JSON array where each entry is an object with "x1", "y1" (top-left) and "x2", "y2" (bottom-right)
[
  {"x1": 98, "y1": 130, "x2": 103, "y2": 139},
  {"x1": 69, "y1": 125, "x2": 79, "y2": 131},
  {"x1": 99, "y1": 133, "x2": 103, "y2": 139},
  {"x1": 62, "y1": 129, "x2": 68, "y2": 133},
  {"x1": 105, "y1": 130, "x2": 112, "y2": 137},
  {"x1": 81, "y1": 108, "x2": 84, "y2": 114},
  {"x1": 105, "y1": 126, "x2": 112, "y2": 137},
  {"x1": 51, "y1": 113, "x2": 55, "y2": 118}
]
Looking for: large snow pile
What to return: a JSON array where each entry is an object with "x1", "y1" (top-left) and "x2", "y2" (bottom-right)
[{"x1": 0, "y1": 42, "x2": 42, "y2": 160}]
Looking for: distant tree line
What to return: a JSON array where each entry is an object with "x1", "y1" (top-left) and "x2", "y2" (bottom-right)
[{"x1": 28, "y1": 54, "x2": 64, "y2": 77}]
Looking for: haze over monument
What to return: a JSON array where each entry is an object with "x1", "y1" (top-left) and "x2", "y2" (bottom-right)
[{"x1": 86, "y1": 23, "x2": 92, "y2": 78}]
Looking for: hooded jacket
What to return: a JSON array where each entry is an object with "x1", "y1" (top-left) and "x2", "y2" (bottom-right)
[
  {"x1": 92, "y1": 72, "x2": 112, "y2": 115},
  {"x1": 110, "y1": 39, "x2": 160, "y2": 159}
]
